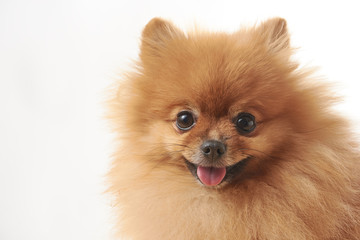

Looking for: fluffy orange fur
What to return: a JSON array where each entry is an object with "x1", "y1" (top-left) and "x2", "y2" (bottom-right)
[{"x1": 107, "y1": 18, "x2": 360, "y2": 239}]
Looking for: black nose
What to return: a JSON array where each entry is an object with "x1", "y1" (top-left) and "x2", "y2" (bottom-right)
[{"x1": 200, "y1": 140, "x2": 226, "y2": 161}]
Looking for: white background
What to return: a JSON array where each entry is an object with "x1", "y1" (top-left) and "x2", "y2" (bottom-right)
[{"x1": 1, "y1": 0, "x2": 359, "y2": 239}]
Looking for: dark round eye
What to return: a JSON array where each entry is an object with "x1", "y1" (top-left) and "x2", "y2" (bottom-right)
[
  {"x1": 176, "y1": 111, "x2": 195, "y2": 131},
  {"x1": 234, "y1": 113, "x2": 256, "y2": 134}
]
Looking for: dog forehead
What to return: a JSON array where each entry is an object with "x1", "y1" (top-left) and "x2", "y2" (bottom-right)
[
  {"x1": 196, "y1": 87, "x2": 238, "y2": 117},
  {"x1": 186, "y1": 67, "x2": 253, "y2": 118},
  {"x1": 153, "y1": 35, "x2": 282, "y2": 117}
]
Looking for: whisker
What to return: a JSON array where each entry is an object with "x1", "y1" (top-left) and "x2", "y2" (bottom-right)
[
  {"x1": 236, "y1": 148, "x2": 275, "y2": 159},
  {"x1": 295, "y1": 122, "x2": 340, "y2": 134},
  {"x1": 140, "y1": 152, "x2": 187, "y2": 176},
  {"x1": 134, "y1": 149, "x2": 185, "y2": 158},
  {"x1": 295, "y1": 127, "x2": 327, "y2": 134},
  {"x1": 148, "y1": 142, "x2": 191, "y2": 149},
  {"x1": 161, "y1": 143, "x2": 190, "y2": 148}
]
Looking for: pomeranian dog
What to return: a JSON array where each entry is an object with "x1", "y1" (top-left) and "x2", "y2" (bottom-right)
[{"x1": 107, "y1": 18, "x2": 360, "y2": 239}]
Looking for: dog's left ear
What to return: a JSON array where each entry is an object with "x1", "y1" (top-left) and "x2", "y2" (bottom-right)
[
  {"x1": 140, "y1": 18, "x2": 184, "y2": 64},
  {"x1": 257, "y1": 18, "x2": 290, "y2": 53}
]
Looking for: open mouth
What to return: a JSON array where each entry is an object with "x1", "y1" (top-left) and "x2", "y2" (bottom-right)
[{"x1": 185, "y1": 157, "x2": 251, "y2": 187}]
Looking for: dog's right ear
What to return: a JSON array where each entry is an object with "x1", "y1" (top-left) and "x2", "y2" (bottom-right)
[
  {"x1": 140, "y1": 18, "x2": 183, "y2": 63},
  {"x1": 256, "y1": 18, "x2": 290, "y2": 54}
]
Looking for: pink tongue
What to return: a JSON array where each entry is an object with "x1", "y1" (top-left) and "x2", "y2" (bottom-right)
[{"x1": 197, "y1": 166, "x2": 226, "y2": 186}]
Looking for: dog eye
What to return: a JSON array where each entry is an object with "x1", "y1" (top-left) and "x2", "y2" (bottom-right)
[
  {"x1": 234, "y1": 113, "x2": 256, "y2": 134},
  {"x1": 176, "y1": 111, "x2": 195, "y2": 131}
]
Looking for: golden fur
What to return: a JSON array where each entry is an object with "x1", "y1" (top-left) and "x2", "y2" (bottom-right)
[{"x1": 107, "y1": 18, "x2": 360, "y2": 239}]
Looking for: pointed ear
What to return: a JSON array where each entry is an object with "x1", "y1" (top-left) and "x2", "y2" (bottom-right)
[
  {"x1": 257, "y1": 18, "x2": 290, "y2": 53},
  {"x1": 140, "y1": 18, "x2": 183, "y2": 62}
]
